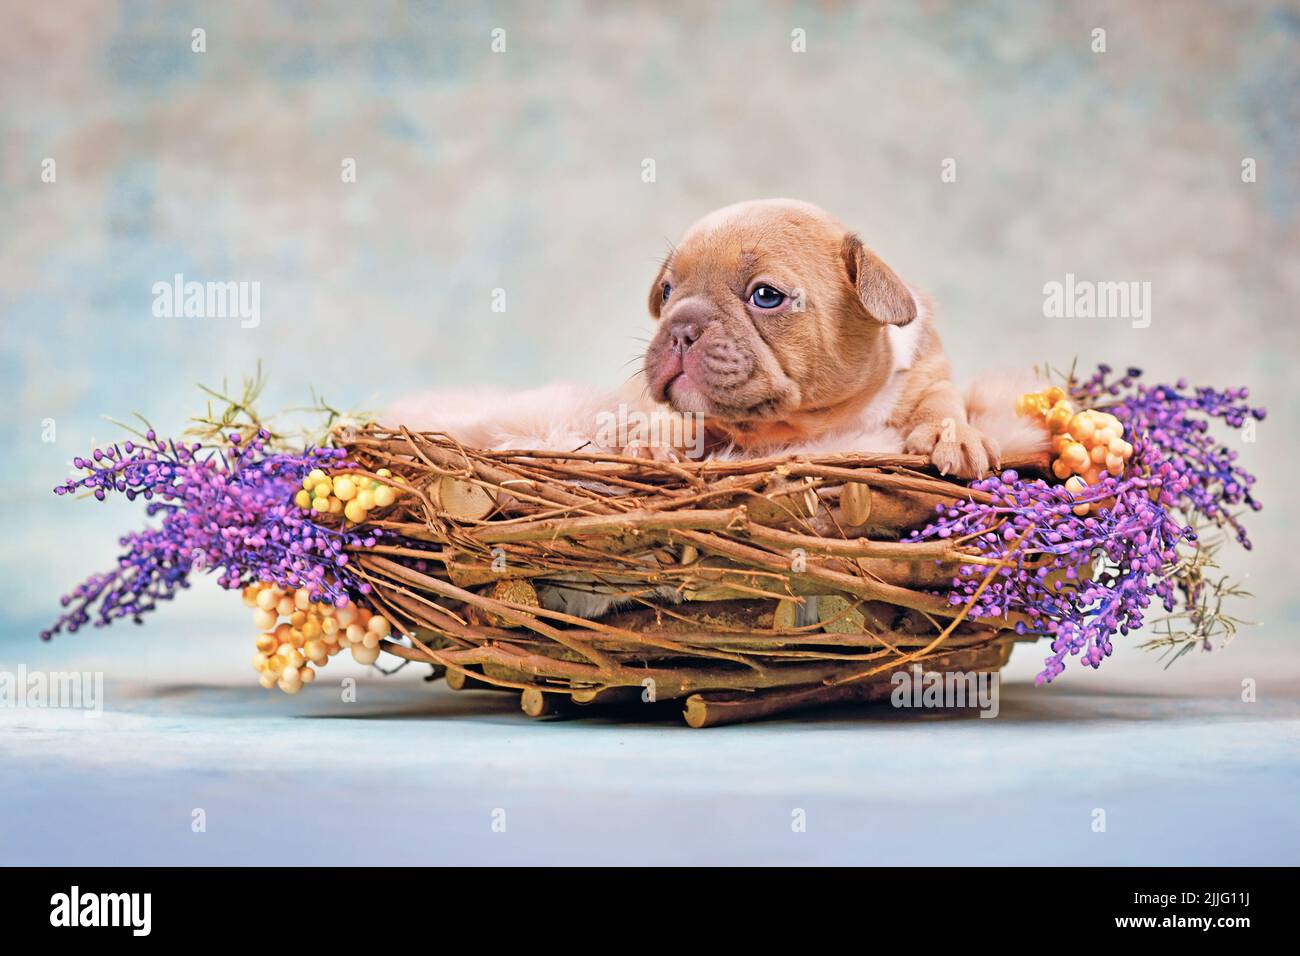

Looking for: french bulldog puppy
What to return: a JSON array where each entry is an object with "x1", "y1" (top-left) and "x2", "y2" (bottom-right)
[{"x1": 641, "y1": 199, "x2": 998, "y2": 476}]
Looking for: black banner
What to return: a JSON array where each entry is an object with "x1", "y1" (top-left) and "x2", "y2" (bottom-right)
[{"x1": 0, "y1": 866, "x2": 1283, "y2": 940}]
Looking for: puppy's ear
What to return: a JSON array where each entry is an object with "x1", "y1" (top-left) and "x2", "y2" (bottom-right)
[
  {"x1": 647, "y1": 259, "x2": 669, "y2": 319},
  {"x1": 841, "y1": 233, "x2": 916, "y2": 326}
]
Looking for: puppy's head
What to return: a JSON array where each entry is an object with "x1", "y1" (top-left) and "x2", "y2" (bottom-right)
[{"x1": 643, "y1": 199, "x2": 917, "y2": 441}]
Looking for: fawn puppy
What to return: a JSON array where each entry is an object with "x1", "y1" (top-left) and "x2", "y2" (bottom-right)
[{"x1": 640, "y1": 198, "x2": 998, "y2": 476}]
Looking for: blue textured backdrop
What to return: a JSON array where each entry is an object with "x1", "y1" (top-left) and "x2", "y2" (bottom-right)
[{"x1": 1, "y1": 1, "x2": 1297, "y2": 864}]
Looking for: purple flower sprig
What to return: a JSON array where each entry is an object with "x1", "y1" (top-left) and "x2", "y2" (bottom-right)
[
  {"x1": 915, "y1": 367, "x2": 1261, "y2": 683},
  {"x1": 44, "y1": 429, "x2": 380, "y2": 641},
  {"x1": 918, "y1": 458, "x2": 1190, "y2": 683},
  {"x1": 1072, "y1": 365, "x2": 1264, "y2": 548}
]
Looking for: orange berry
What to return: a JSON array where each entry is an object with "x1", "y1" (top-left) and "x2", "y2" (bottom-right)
[
  {"x1": 1062, "y1": 442, "x2": 1089, "y2": 470},
  {"x1": 1046, "y1": 403, "x2": 1074, "y2": 433}
]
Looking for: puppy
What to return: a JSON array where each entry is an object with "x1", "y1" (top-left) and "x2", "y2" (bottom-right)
[
  {"x1": 389, "y1": 199, "x2": 1005, "y2": 477},
  {"x1": 641, "y1": 199, "x2": 998, "y2": 476}
]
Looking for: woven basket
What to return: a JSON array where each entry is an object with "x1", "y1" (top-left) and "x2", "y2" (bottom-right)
[{"x1": 344, "y1": 426, "x2": 1049, "y2": 726}]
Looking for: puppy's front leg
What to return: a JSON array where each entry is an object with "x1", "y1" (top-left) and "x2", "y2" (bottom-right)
[{"x1": 899, "y1": 378, "x2": 1001, "y2": 478}]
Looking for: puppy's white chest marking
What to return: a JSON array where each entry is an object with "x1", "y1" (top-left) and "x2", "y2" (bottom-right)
[
  {"x1": 854, "y1": 319, "x2": 923, "y2": 429},
  {"x1": 887, "y1": 313, "x2": 924, "y2": 372}
]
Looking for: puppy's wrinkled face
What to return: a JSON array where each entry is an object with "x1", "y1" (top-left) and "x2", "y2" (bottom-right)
[{"x1": 644, "y1": 199, "x2": 915, "y2": 431}]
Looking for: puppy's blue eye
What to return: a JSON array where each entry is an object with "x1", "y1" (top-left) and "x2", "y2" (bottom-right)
[
  {"x1": 749, "y1": 285, "x2": 786, "y2": 309},
  {"x1": 661, "y1": 282, "x2": 672, "y2": 303}
]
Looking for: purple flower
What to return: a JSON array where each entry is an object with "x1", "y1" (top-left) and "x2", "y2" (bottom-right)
[
  {"x1": 914, "y1": 369, "x2": 1261, "y2": 683},
  {"x1": 44, "y1": 430, "x2": 375, "y2": 641}
]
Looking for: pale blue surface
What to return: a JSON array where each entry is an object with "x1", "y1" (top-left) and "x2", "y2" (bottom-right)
[
  {"x1": 3, "y1": 679, "x2": 1298, "y2": 866},
  {"x1": 2, "y1": 1, "x2": 1298, "y2": 865},
  {"x1": 1, "y1": 622, "x2": 1298, "y2": 865}
]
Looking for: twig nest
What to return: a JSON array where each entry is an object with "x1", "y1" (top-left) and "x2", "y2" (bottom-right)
[{"x1": 322, "y1": 426, "x2": 1083, "y2": 723}]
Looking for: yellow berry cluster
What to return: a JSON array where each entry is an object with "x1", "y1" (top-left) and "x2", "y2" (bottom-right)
[
  {"x1": 1018, "y1": 386, "x2": 1134, "y2": 510},
  {"x1": 242, "y1": 582, "x2": 393, "y2": 694},
  {"x1": 293, "y1": 467, "x2": 405, "y2": 524}
]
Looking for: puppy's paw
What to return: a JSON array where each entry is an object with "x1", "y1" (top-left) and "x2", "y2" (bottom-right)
[
  {"x1": 620, "y1": 442, "x2": 682, "y2": 463},
  {"x1": 904, "y1": 419, "x2": 1001, "y2": 478}
]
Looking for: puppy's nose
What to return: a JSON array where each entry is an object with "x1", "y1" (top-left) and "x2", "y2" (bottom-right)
[
  {"x1": 665, "y1": 298, "x2": 711, "y2": 353},
  {"x1": 668, "y1": 321, "x2": 700, "y2": 353}
]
